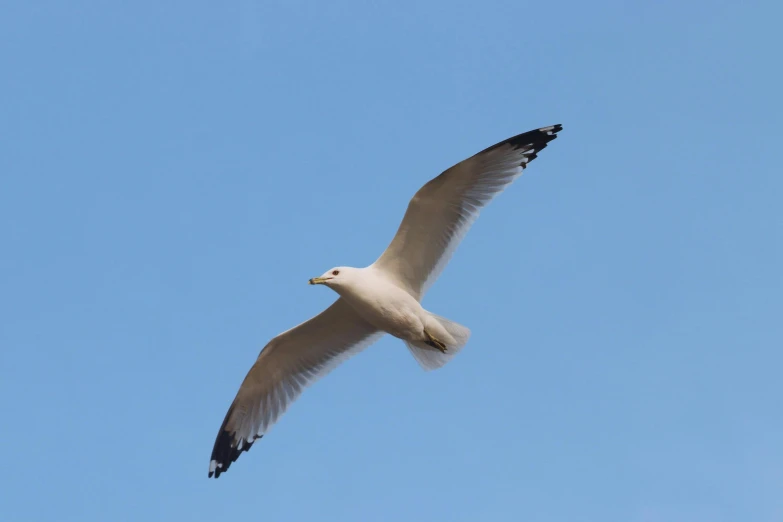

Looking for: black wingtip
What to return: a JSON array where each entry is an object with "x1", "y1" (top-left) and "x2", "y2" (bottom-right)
[
  {"x1": 477, "y1": 124, "x2": 563, "y2": 157},
  {"x1": 208, "y1": 404, "x2": 261, "y2": 479}
]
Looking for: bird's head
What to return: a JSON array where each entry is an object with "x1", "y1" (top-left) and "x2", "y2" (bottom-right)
[{"x1": 308, "y1": 266, "x2": 355, "y2": 289}]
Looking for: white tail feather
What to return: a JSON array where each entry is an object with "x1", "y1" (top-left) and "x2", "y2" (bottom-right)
[{"x1": 405, "y1": 313, "x2": 471, "y2": 371}]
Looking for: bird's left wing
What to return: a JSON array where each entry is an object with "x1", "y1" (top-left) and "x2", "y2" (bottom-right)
[
  {"x1": 209, "y1": 298, "x2": 382, "y2": 478},
  {"x1": 372, "y1": 125, "x2": 562, "y2": 299}
]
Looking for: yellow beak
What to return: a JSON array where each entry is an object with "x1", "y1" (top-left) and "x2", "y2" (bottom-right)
[{"x1": 308, "y1": 277, "x2": 329, "y2": 285}]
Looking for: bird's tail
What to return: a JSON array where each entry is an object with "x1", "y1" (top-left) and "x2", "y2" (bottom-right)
[{"x1": 405, "y1": 313, "x2": 471, "y2": 371}]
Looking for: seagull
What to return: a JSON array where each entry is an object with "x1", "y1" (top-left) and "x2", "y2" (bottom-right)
[{"x1": 208, "y1": 124, "x2": 563, "y2": 478}]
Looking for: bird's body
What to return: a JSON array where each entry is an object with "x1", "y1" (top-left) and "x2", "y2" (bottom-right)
[
  {"x1": 322, "y1": 266, "x2": 443, "y2": 343},
  {"x1": 338, "y1": 267, "x2": 424, "y2": 339},
  {"x1": 208, "y1": 124, "x2": 563, "y2": 478}
]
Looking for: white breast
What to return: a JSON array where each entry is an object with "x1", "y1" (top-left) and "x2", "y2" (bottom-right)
[{"x1": 338, "y1": 268, "x2": 425, "y2": 340}]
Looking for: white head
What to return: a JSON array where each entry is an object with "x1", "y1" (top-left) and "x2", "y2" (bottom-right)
[{"x1": 308, "y1": 266, "x2": 357, "y2": 291}]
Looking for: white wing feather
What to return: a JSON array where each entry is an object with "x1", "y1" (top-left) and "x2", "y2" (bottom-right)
[
  {"x1": 208, "y1": 298, "x2": 382, "y2": 477},
  {"x1": 372, "y1": 125, "x2": 562, "y2": 299}
]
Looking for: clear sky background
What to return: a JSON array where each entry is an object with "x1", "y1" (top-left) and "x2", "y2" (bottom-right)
[{"x1": 1, "y1": 2, "x2": 781, "y2": 521}]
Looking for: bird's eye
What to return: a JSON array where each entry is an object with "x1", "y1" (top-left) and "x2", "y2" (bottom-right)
[{"x1": 332, "y1": 270, "x2": 340, "y2": 276}]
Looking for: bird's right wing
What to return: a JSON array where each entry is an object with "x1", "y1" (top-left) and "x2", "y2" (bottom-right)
[
  {"x1": 372, "y1": 125, "x2": 562, "y2": 299},
  {"x1": 209, "y1": 298, "x2": 382, "y2": 478}
]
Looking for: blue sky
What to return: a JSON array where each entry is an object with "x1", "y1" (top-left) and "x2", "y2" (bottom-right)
[{"x1": 1, "y1": 1, "x2": 781, "y2": 521}]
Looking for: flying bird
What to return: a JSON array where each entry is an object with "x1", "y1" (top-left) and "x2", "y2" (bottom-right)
[{"x1": 208, "y1": 124, "x2": 563, "y2": 478}]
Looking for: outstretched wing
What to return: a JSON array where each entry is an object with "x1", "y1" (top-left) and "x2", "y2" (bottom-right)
[
  {"x1": 209, "y1": 298, "x2": 382, "y2": 478},
  {"x1": 372, "y1": 125, "x2": 562, "y2": 299}
]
